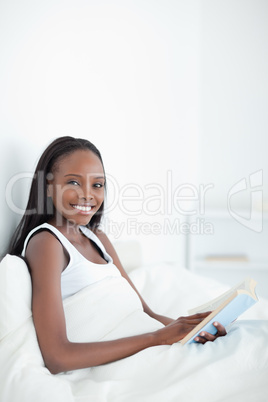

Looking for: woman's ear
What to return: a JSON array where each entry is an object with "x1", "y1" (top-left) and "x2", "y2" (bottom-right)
[
  {"x1": 46, "y1": 173, "x2": 53, "y2": 197},
  {"x1": 47, "y1": 183, "x2": 52, "y2": 197}
]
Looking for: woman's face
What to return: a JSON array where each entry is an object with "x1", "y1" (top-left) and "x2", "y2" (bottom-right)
[{"x1": 47, "y1": 149, "x2": 105, "y2": 227}]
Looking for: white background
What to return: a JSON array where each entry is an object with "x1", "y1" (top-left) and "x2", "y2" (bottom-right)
[{"x1": 1, "y1": 0, "x2": 267, "y2": 266}]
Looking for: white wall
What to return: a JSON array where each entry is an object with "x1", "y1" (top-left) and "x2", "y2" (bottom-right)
[
  {"x1": 198, "y1": 0, "x2": 268, "y2": 212},
  {"x1": 1, "y1": 0, "x2": 267, "y2": 266},
  {"x1": 0, "y1": 0, "x2": 199, "y2": 263}
]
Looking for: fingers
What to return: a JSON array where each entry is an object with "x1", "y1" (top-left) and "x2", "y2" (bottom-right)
[
  {"x1": 194, "y1": 331, "x2": 216, "y2": 344},
  {"x1": 213, "y1": 321, "x2": 227, "y2": 336},
  {"x1": 194, "y1": 322, "x2": 227, "y2": 344},
  {"x1": 177, "y1": 312, "x2": 211, "y2": 324},
  {"x1": 173, "y1": 314, "x2": 227, "y2": 345},
  {"x1": 176, "y1": 312, "x2": 211, "y2": 321},
  {"x1": 188, "y1": 312, "x2": 212, "y2": 319}
]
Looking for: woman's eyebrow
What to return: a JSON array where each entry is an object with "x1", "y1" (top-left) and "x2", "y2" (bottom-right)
[{"x1": 64, "y1": 173, "x2": 105, "y2": 179}]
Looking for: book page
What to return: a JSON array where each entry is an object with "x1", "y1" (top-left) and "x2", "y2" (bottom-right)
[{"x1": 188, "y1": 278, "x2": 254, "y2": 315}]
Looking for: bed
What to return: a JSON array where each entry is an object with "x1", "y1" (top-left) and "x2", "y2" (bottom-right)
[{"x1": 0, "y1": 246, "x2": 268, "y2": 402}]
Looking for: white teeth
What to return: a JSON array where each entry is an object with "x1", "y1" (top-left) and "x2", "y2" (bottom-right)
[{"x1": 73, "y1": 205, "x2": 92, "y2": 212}]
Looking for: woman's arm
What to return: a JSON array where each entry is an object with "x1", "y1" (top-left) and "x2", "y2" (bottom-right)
[
  {"x1": 26, "y1": 231, "x2": 225, "y2": 375},
  {"x1": 93, "y1": 229, "x2": 174, "y2": 325}
]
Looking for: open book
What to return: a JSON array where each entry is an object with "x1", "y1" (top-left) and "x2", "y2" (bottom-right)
[{"x1": 180, "y1": 277, "x2": 258, "y2": 345}]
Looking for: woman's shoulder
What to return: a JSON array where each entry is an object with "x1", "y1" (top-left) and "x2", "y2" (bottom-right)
[
  {"x1": 27, "y1": 229, "x2": 60, "y2": 250},
  {"x1": 25, "y1": 229, "x2": 67, "y2": 272},
  {"x1": 91, "y1": 226, "x2": 106, "y2": 239},
  {"x1": 90, "y1": 227, "x2": 117, "y2": 260},
  {"x1": 90, "y1": 227, "x2": 111, "y2": 248}
]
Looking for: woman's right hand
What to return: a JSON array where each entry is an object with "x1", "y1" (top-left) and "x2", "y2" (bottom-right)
[{"x1": 153, "y1": 312, "x2": 212, "y2": 345}]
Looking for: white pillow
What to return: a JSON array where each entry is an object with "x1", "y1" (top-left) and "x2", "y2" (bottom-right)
[{"x1": 0, "y1": 254, "x2": 32, "y2": 341}]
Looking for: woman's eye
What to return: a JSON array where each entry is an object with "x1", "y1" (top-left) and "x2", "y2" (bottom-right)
[
  {"x1": 68, "y1": 180, "x2": 80, "y2": 186},
  {"x1": 94, "y1": 183, "x2": 104, "y2": 188}
]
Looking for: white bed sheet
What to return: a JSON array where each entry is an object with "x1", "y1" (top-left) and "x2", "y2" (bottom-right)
[
  {"x1": 129, "y1": 262, "x2": 268, "y2": 321},
  {"x1": 0, "y1": 257, "x2": 268, "y2": 402}
]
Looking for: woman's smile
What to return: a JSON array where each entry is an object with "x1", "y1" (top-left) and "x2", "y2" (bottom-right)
[{"x1": 71, "y1": 204, "x2": 95, "y2": 215}]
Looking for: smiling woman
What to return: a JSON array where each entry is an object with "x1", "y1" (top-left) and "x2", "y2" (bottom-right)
[{"x1": 7, "y1": 136, "x2": 226, "y2": 375}]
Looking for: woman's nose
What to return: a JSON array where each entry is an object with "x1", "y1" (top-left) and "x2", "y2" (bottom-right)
[{"x1": 81, "y1": 185, "x2": 94, "y2": 201}]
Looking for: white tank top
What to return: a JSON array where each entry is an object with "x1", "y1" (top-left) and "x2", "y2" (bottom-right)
[{"x1": 21, "y1": 223, "x2": 121, "y2": 299}]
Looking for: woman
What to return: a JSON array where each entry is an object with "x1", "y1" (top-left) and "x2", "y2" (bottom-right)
[{"x1": 8, "y1": 136, "x2": 226, "y2": 374}]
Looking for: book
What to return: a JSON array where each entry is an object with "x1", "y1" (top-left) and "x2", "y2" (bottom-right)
[{"x1": 180, "y1": 277, "x2": 258, "y2": 345}]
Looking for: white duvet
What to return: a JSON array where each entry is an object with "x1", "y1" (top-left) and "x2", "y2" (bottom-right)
[{"x1": 0, "y1": 256, "x2": 268, "y2": 402}]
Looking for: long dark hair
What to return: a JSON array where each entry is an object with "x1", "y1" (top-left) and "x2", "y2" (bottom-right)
[{"x1": 8, "y1": 136, "x2": 106, "y2": 256}]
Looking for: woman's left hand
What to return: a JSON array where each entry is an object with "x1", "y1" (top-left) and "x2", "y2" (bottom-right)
[{"x1": 194, "y1": 321, "x2": 227, "y2": 344}]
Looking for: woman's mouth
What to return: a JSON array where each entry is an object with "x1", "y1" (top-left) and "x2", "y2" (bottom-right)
[{"x1": 71, "y1": 204, "x2": 94, "y2": 214}]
